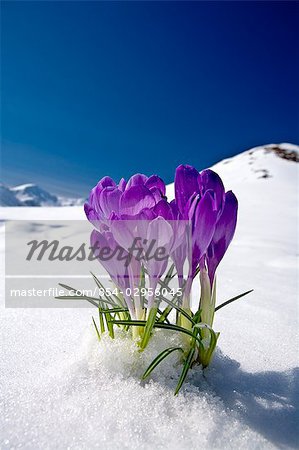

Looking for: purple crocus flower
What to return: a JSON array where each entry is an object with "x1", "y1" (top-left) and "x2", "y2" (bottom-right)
[
  {"x1": 174, "y1": 165, "x2": 238, "y2": 285},
  {"x1": 86, "y1": 165, "x2": 237, "y2": 317},
  {"x1": 86, "y1": 173, "x2": 180, "y2": 313},
  {"x1": 206, "y1": 190, "x2": 238, "y2": 284},
  {"x1": 175, "y1": 166, "x2": 217, "y2": 279},
  {"x1": 84, "y1": 173, "x2": 166, "y2": 224}
]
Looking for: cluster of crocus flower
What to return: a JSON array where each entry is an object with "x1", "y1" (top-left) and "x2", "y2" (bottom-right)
[
  {"x1": 84, "y1": 167, "x2": 238, "y2": 301},
  {"x1": 59, "y1": 165, "x2": 251, "y2": 394}
]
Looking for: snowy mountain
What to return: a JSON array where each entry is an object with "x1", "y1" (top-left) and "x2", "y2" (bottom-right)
[
  {"x1": 0, "y1": 182, "x2": 85, "y2": 207},
  {"x1": 10, "y1": 183, "x2": 59, "y2": 206},
  {"x1": 0, "y1": 143, "x2": 298, "y2": 449},
  {"x1": 0, "y1": 184, "x2": 22, "y2": 206},
  {"x1": 212, "y1": 142, "x2": 298, "y2": 181},
  {"x1": 166, "y1": 142, "x2": 298, "y2": 198}
]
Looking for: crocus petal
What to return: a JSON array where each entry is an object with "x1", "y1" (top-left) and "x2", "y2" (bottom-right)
[
  {"x1": 149, "y1": 187, "x2": 164, "y2": 202},
  {"x1": 126, "y1": 173, "x2": 148, "y2": 189},
  {"x1": 199, "y1": 169, "x2": 225, "y2": 214},
  {"x1": 169, "y1": 200, "x2": 180, "y2": 219},
  {"x1": 127, "y1": 254, "x2": 142, "y2": 290},
  {"x1": 120, "y1": 185, "x2": 156, "y2": 216},
  {"x1": 146, "y1": 216, "x2": 174, "y2": 251},
  {"x1": 191, "y1": 190, "x2": 218, "y2": 274},
  {"x1": 171, "y1": 235, "x2": 188, "y2": 288},
  {"x1": 110, "y1": 219, "x2": 138, "y2": 254},
  {"x1": 89, "y1": 176, "x2": 117, "y2": 205},
  {"x1": 145, "y1": 217, "x2": 173, "y2": 305},
  {"x1": 186, "y1": 193, "x2": 200, "y2": 222},
  {"x1": 99, "y1": 186, "x2": 121, "y2": 217},
  {"x1": 145, "y1": 175, "x2": 166, "y2": 196},
  {"x1": 84, "y1": 203, "x2": 104, "y2": 230},
  {"x1": 175, "y1": 164, "x2": 200, "y2": 216},
  {"x1": 84, "y1": 203, "x2": 97, "y2": 221},
  {"x1": 88, "y1": 188, "x2": 101, "y2": 215},
  {"x1": 109, "y1": 220, "x2": 142, "y2": 301},
  {"x1": 158, "y1": 199, "x2": 186, "y2": 252},
  {"x1": 138, "y1": 208, "x2": 156, "y2": 221},
  {"x1": 153, "y1": 199, "x2": 173, "y2": 220},
  {"x1": 118, "y1": 178, "x2": 127, "y2": 192},
  {"x1": 97, "y1": 176, "x2": 117, "y2": 190},
  {"x1": 207, "y1": 191, "x2": 238, "y2": 284},
  {"x1": 90, "y1": 229, "x2": 128, "y2": 290}
]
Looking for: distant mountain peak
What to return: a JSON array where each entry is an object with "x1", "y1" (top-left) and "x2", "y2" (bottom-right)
[
  {"x1": 0, "y1": 182, "x2": 85, "y2": 207},
  {"x1": 0, "y1": 184, "x2": 23, "y2": 206},
  {"x1": 10, "y1": 183, "x2": 58, "y2": 206}
]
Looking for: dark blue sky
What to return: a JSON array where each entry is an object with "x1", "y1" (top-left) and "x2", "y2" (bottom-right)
[{"x1": 1, "y1": 1, "x2": 298, "y2": 197}]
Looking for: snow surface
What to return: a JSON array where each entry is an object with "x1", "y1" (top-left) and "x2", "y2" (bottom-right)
[{"x1": 1, "y1": 144, "x2": 298, "y2": 449}]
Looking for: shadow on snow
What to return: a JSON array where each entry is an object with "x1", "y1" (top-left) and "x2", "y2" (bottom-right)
[{"x1": 196, "y1": 351, "x2": 299, "y2": 449}]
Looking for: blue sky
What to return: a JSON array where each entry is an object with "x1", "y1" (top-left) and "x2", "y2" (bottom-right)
[{"x1": 1, "y1": 1, "x2": 298, "y2": 197}]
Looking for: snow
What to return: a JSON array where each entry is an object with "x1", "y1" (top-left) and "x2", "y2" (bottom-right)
[
  {"x1": 11, "y1": 183, "x2": 40, "y2": 190},
  {"x1": 1, "y1": 144, "x2": 298, "y2": 449}
]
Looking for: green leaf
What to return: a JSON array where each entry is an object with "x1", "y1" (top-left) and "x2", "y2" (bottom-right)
[
  {"x1": 111, "y1": 320, "x2": 203, "y2": 348},
  {"x1": 140, "y1": 307, "x2": 158, "y2": 350},
  {"x1": 99, "y1": 307, "x2": 129, "y2": 314},
  {"x1": 92, "y1": 316, "x2": 101, "y2": 341},
  {"x1": 151, "y1": 273, "x2": 194, "y2": 324},
  {"x1": 156, "y1": 308, "x2": 170, "y2": 324},
  {"x1": 98, "y1": 307, "x2": 105, "y2": 334},
  {"x1": 90, "y1": 272, "x2": 120, "y2": 306},
  {"x1": 58, "y1": 282, "x2": 117, "y2": 307},
  {"x1": 194, "y1": 323, "x2": 219, "y2": 367},
  {"x1": 215, "y1": 289, "x2": 253, "y2": 312},
  {"x1": 142, "y1": 347, "x2": 184, "y2": 380},
  {"x1": 154, "y1": 322, "x2": 199, "y2": 344},
  {"x1": 174, "y1": 347, "x2": 196, "y2": 395},
  {"x1": 156, "y1": 294, "x2": 195, "y2": 326},
  {"x1": 55, "y1": 293, "x2": 99, "y2": 308},
  {"x1": 163, "y1": 264, "x2": 176, "y2": 285},
  {"x1": 157, "y1": 305, "x2": 172, "y2": 323},
  {"x1": 103, "y1": 309, "x2": 114, "y2": 339},
  {"x1": 111, "y1": 320, "x2": 146, "y2": 327},
  {"x1": 192, "y1": 309, "x2": 202, "y2": 324},
  {"x1": 58, "y1": 282, "x2": 80, "y2": 292},
  {"x1": 193, "y1": 322, "x2": 217, "y2": 348},
  {"x1": 205, "y1": 331, "x2": 220, "y2": 364}
]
